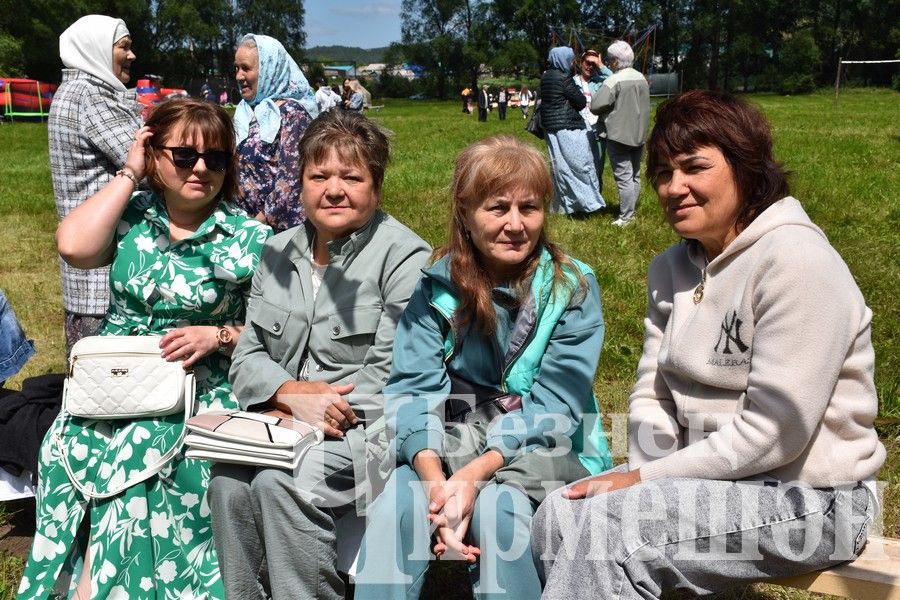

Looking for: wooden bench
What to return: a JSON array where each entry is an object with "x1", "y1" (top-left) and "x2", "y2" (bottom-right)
[{"x1": 771, "y1": 536, "x2": 900, "y2": 599}]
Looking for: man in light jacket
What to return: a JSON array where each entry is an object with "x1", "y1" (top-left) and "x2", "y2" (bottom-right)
[{"x1": 591, "y1": 40, "x2": 650, "y2": 226}]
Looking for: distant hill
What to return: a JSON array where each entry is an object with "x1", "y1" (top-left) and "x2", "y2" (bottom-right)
[{"x1": 305, "y1": 45, "x2": 389, "y2": 65}]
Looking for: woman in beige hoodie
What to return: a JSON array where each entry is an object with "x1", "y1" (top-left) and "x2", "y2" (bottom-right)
[{"x1": 532, "y1": 90, "x2": 885, "y2": 599}]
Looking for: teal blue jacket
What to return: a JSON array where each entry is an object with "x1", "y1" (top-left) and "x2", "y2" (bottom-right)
[{"x1": 387, "y1": 249, "x2": 612, "y2": 473}]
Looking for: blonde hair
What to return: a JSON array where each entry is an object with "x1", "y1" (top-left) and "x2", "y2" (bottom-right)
[{"x1": 435, "y1": 135, "x2": 585, "y2": 334}]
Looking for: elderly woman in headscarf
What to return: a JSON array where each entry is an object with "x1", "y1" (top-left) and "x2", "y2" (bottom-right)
[
  {"x1": 48, "y1": 14, "x2": 143, "y2": 354},
  {"x1": 539, "y1": 46, "x2": 605, "y2": 215},
  {"x1": 234, "y1": 33, "x2": 319, "y2": 233}
]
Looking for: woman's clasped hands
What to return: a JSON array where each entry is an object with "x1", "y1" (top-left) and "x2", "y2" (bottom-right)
[{"x1": 416, "y1": 449, "x2": 506, "y2": 562}]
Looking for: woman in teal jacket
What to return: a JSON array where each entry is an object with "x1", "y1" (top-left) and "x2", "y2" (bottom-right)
[{"x1": 354, "y1": 135, "x2": 611, "y2": 599}]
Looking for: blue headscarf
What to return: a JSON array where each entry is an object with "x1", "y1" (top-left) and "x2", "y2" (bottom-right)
[
  {"x1": 233, "y1": 34, "x2": 319, "y2": 145},
  {"x1": 548, "y1": 46, "x2": 575, "y2": 73}
]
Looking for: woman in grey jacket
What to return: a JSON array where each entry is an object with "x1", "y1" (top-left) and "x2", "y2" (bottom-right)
[
  {"x1": 208, "y1": 109, "x2": 431, "y2": 600},
  {"x1": 533, "y1": 90, "x2": 884, "y2": 599},
  {"x1": 539, "y1": 46, "x2": 605, "y2": 215}
]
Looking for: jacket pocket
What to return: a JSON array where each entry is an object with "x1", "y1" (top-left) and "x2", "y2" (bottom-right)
[
  {"x1": 327, "y1": 305, "x2": 382, "y2": 365},
  {"x1": 251, "y1": 298, "x2": 292, "y2": 362}
]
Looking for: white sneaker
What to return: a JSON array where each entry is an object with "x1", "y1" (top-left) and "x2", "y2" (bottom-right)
[{"x1": 611, "y1": 217, "x2": 633, "y2": 227}]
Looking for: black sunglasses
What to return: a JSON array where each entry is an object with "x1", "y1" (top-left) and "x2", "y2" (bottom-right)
[{"x1": 157, "y1": 146, "x2": 231, "y2": 172}]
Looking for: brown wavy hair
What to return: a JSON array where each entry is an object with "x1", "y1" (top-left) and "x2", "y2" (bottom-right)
[
  {"x1": 434, "y1": 135, "x2": 586, "y2": 335},
  {"x1": 144, "y1": 97, "x2": 239, "y2": 203},
  {"x1": 646, "y1": 90, "x2": 790, "y2": 231}
]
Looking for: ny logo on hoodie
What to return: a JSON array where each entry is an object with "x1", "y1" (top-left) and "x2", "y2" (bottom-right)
[{"x1": 714, "y1": 310, "x2": 749, "y2": 355}]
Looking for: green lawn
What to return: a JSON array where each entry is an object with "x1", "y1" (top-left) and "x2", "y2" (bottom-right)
[{"x1": 0, "y1": 88, "x2": 897, "y2": 599}]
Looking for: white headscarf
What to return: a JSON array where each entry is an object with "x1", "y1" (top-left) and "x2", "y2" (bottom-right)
[{"x1": 59, "y1": 15, "x2": 131, "y2": 91}]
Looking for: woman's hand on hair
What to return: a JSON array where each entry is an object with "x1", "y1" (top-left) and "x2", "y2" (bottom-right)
[
  {"x1": 124, "y1": 126, "x2": 153, "y2": 181},
  {"x1": 159, "y1": 325, "x2": 219, "y2": 368},
  {"x1": 270, "y1": 381, "x2": 357, "y2": 438},
  {"x1": 562, "y1": 468, "x2": 642, "y2": 500}
]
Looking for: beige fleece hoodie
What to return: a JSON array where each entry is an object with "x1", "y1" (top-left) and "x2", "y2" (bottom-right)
[{"x1": 628, "y1": 197, "x2": 885, "y2": 486}]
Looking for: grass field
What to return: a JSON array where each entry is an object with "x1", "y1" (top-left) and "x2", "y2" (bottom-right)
[{"x1": 0, "y1": 88, "x2": 897, "y2": 598}]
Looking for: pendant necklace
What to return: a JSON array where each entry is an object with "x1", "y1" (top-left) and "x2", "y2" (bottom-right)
[{"x1": 693, "y1": 257, "x2": 708, "y2": 304}]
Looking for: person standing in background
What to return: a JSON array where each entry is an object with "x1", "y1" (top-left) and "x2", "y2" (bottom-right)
[
  {"x1": 540, "y1": 46, "x2": 605, "y2": 215},
  {"x1": 498, "y1": 87, "x2": 507, "y2": 120},
  {"x1": 519, "y1": 85, "x2": 532, "y2": 119},
  {"x1": 574, "y1": 49, "x2": 612, "y2": 194},
  {"x1": 591, "y1": 40, "x2": 650, "y2": 226},
  {"x1": 315, "y1": 78, "x2": 341, "y2": 112},
  {"x1": 233, "y1": 33, "x2": 319, "y2": 233},
  {"x1": 478, "y1": 84, "x2": 489, "y2": 122},
  {"x1": 48, "y1": 14, "x2": 143, "y2": 354}
]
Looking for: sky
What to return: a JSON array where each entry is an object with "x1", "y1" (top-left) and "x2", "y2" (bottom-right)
[{"x1": 305, "y1": 1, "x2": 403, "y2": 49}]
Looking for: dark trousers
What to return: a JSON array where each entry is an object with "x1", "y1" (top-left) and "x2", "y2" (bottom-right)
[
  {"x1": 499, "y1": 102, "x2": 507, "y2": 120},
  {"x1": 478, "y1": 107, "x2": 487, "y2": 122}
]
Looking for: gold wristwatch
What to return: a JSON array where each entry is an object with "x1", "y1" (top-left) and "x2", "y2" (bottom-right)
[{"x1": 216, "y1": 326, "x2": 233, "y2": 352}]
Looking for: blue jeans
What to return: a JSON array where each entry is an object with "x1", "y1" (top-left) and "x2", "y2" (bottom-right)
[
  {"x1": 533, "y1": 468, "x2": 874, "y2": 599},
  {"x1": 354, "y1": 465, "x2": 542, "y2": 600},
  {"x1": 0, "y1": 288, "x2": 35, "y2": 383}
]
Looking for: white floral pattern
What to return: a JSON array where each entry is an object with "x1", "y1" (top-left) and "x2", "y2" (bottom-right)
[{"x1": 19, "y1": 191, "x2": 271, "y2": 599}]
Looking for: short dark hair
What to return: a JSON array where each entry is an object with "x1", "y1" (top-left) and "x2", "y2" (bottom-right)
[
  {"x1": 298, "y1": 109, "x2": 391, "y2": 192},
  {"x1": 647, "y1": 90, "x2": 789, "y2": 230},
  {"x1": 144, "y1": 97, "x2": 239, "y2": 203}
]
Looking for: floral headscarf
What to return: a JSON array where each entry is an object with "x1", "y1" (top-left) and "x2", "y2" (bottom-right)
[{"x1": 233, "y1": 34, "x2": 319, "y2": 144}]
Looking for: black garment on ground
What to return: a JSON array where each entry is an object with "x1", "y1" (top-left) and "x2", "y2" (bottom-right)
[
  {"x1": 0, "y1": 374, "x2": 64, "y2": 483},
  {"x1": 539, "y1": 68, "x2": 586, "y2": 132}
]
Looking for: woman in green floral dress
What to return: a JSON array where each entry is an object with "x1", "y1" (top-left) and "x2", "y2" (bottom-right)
[{"x1": 18, "y1": 98, "x2": 271, "y2": 599}]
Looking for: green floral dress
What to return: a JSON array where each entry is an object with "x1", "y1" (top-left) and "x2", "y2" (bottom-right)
[{"x1": 18, "y1": 191, "x2": 271, "y2": 599}]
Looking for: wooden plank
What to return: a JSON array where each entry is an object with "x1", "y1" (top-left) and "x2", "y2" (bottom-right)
[{"x1": 772, "y1": 536, "x2": 900, "y2": 599}]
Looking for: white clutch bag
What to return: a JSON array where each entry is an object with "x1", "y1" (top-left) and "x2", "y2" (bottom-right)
[
  {"x1": 57, "y1": 335, "x2": 196, "y2": 499},
  {"x1": 63, "y1": 335, "x2": 194, "y2": 419},
  {"x1": 185, "y1": 410, "x2": 323, "y2": 471}
]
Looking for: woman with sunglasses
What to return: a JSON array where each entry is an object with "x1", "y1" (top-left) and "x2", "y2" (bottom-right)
[
  {"x1": 19, "y1": 98, "x2": 271, "y2": 600},
  {"x1": 234, "y1": 33, "x2": 318, "y2": 233}
]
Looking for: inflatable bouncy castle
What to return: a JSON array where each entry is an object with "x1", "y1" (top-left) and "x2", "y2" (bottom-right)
[
  {"x1": 0, "y1": 78, "x2": 58, "y2": 119},
  {"x1": 136, "y1": 76, "x2": 188, "y2": 108}
]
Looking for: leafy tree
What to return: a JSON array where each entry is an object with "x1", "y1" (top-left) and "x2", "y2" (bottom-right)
[
  {"x1": 151, "y1": 0, "x2": 235, "y2": 86},
  {"x1": 777, "y1": 28, "x2": 822, "y2": 94},
  {"x1": 0, "y1": 32, "x2": 25, "y2": 76},
  {"x1": 492, "y1": 37, "x2": 539, "y2": 77},
  {"x1": 399, "y1": 0, "x2": 470, "y2": 98},
  {"x1": 234, "y1": 0, "x2": 306, "y2": 60}
]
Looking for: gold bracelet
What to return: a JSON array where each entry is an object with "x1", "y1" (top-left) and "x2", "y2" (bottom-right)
[{"x1": 116, "y1": 168, "x2": 138, "y2": 187}]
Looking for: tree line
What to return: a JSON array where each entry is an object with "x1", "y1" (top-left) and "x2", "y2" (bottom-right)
[
  {"x1": 0, "y1": 0, "x2": 305, "y2": 87},
  {"x1": 390, "y1": 0, "x2": 899, "y2": 98},
  {"x1": 1, "y1": 1, "x2": 897, "y2": 97}
]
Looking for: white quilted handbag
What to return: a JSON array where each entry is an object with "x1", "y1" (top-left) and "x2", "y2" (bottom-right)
[
  {"x1": 63, "y1": 335, "x2": 193, "y2": 419},
  {"x1": 57, "y1": 335, "x2": 196, "y2": 499}
]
